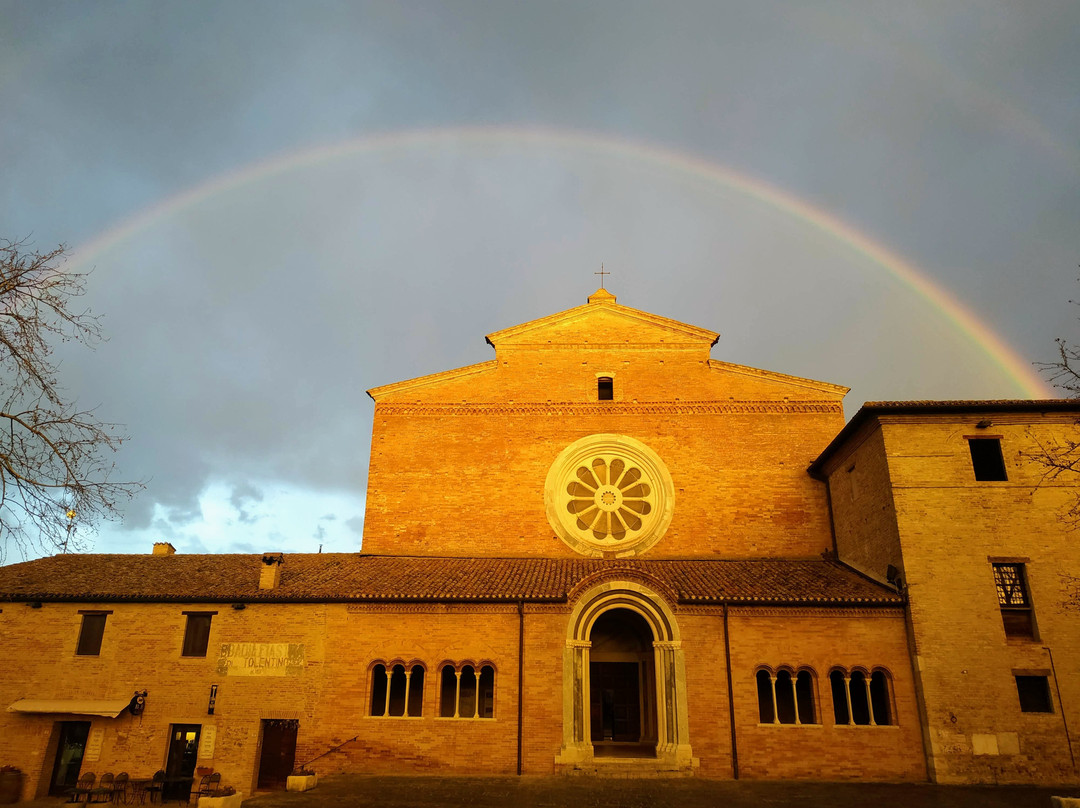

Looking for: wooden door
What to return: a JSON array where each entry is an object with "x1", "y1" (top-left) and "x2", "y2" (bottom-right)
[
  {"x1": 48, "y1": 721, "x2": 90, "y2": 796},
  {"x1": 590, "y1": 662, "x2": 642, "y2": 742},
  {"x1": 164, "y1": 724, "x2": 201, "y2": 801},
  {"x1": 257, "y1": 719, "x2": 298, "y2": 789}
]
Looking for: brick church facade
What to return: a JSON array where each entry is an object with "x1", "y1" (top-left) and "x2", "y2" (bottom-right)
[{"x1": 1, "y1": 289, "x2": 1077, "y2": 798}]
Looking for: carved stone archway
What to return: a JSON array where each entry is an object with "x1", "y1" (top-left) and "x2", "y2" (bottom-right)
[{"x1": 556, "y1": 579, "x2": 693, "y2": 771}]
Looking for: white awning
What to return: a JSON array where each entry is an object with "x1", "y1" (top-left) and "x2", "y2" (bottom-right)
[{"x1": 8, "y1": 698, "x2": 130, "y2": 717}]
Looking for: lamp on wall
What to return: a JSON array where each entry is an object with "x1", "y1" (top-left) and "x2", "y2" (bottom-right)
[
  {"x1": 976, "y1": 419, "x2": 992, "y2": 429},
  {"x1": 129, "y1": 690, "x2": 148, "y2": 716},
  {"x1": 886, "y1": 565, "x2": 904, "y2": 592}
]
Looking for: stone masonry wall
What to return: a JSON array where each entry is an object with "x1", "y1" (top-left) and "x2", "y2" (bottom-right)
[{"x1": 880, "y1": 415, "x2": 1080, "y2": 785}]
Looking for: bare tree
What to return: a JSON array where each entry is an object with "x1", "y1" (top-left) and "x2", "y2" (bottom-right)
[
  {"x1": 1, "y1": 238, "x2": 140, "y2": 561},
  {"x1": 1028, "y1": 275, "x2": 1080, "y2": 527}
]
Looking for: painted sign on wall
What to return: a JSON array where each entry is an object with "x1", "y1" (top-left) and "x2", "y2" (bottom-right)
[
  {"x1": 199, "y1": 725, "x2": 217, "y2": 759},
  {"x1": 216, "y1": 643, "x2": 305, "y2": 677},
  {"x1": 84, "y1": 727, "x2": 104, "y2": 762}
]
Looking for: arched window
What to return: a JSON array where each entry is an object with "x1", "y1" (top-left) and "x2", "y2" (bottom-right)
[
  {"x1": 756, "y1": 670, "x2": 774, "y2": 723},
  {"x1": 870, "y1": 670, "x2": 892, "y2": 725},
  {"x1": 756, "y1": 667, "x2": 818, "y2": 725},
  {"x1": 775, "y1": 670, "x2": 797, "y2": 724},
  {"x1": 370, "y1": 662, "x2": 425, "y2": 717},
  {"x1": 440, "y1": 664, "x2": 457, "y2": 717},
  {"x1": 388, "y1": 664, "x2": 408, "y2": 716},
  {"x1": 795, "y1": 670, "x2": 816, "y2": 724},
  {"x1": 478, "y1": 665, "x2": 495, "y2": 718},
  {"x1": 830, "y1": 670, "x2": 849, "y2": 725},
  {"x1": 849, "y1": 670, "x2": 871, "y2": 725},
  {"x1": 459, "y1": 665, "x2": 478, "y2": 718},
  {"x1": 830, "y1": 667, "x2": 893, "y2": 726},
  {"x1": 597, "y1": 377, "x2": 613, "y2": 400},
  {"x1": 439, "y1": 662, "x2": 495, "y2": 718},
  {"x1": 370, "y1": 664, "x2": 387, "y2": 716}
]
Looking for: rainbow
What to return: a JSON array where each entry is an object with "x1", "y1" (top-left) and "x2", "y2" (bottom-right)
[{"x1": 67, "y1": 126, "x2": 1052, "y2": 398}]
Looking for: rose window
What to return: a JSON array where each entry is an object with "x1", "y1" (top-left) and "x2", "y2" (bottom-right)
[
  {"x1": 545, "y1": 434, "x2": 674, "y2": 558},
  {"x1": 565, "y1": 458, "x2": 652, "y2": 541}
]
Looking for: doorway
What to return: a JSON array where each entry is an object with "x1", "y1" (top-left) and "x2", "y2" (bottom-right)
[
  {"x1": 47, "y1": 721, "x2": 90, "y2": 796},
  {"x1": 588, "y1": 608, "x2": 657, "y2": 756},
  {"x1": 257, "y1": 719, "x2": 298, "y2": 790},
  {"x1": 164, "y1": 724, "x2": 201, "y2": 801}
]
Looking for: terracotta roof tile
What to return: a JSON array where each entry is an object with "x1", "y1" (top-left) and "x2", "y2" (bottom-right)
[{"x1": 0, "y1": 554, "x2": 901, "y2": 606}]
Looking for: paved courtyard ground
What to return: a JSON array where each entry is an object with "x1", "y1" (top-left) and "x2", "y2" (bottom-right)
[
  {"x1": 16, "y1": 774, "x2": 1080, "y2": 808},
  {"x1": 235, "y1": 774, "x2": 1080, "y2": 808}
]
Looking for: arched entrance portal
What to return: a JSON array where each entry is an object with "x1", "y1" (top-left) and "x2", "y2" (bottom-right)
[
  {"x1": 557, "y1": 579, "x2": 693, "y2": 772},
  {"x1": 589, "y1": 609, "x2": 657, "y2": 755}
]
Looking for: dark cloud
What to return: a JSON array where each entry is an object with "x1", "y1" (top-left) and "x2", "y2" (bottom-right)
[{"x1": 1, "y1": 1, "x2": 1077, "y2": 559}]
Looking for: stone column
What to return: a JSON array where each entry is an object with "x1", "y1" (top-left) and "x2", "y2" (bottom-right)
[
  {"x1": 473, "y1": 669, "x2": 481, "y2": 719},
  {"x1": 653, "y1": 640, "x2": 693, "y2": 768},
  {"x1": 863, "y1": 675, "x2": 876, "y2": 726},
  {"x1": 454, "y1": 669, "x2": 462, "y2": 719},
  {"x1": 769, "y1": 674, "x2": 780, "y2": 725},
  {"x1": 556, "y1": 639, "x2": 593, "y2": 766},
  {"x1": 792, "y1": 675, "x2": 801, "y2": 726},
  {"x1": 403, "y1": 668, "x2": 413, "y2": 717}
]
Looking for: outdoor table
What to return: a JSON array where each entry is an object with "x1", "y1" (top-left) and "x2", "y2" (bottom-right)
[{"x1": 126, "y1": 779, "x2": 155, "y2": 805}]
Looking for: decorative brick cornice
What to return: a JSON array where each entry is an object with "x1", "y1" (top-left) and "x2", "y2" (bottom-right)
[
  {"x1": 726, "y1": 606, "x2": 905, "y2": 618},
  {"x1": 345, "y1": 603, "x2": 518, "y2": 615},
  {"x1": 377, "y1": 400, "x2": 843, "y2": 417}
]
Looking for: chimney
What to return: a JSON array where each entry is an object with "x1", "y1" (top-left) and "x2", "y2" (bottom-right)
[
  {"x1": 259, "y1": 553, "x2": 284, "y2": 590},
  {"x1": 152, "y1": 542, "x2": 176, "y2": 556}
]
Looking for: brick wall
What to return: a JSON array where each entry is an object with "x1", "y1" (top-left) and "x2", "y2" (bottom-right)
[
  {"x1": 881, "y1": 415, "x2": 1080, "y2": 784},
  {"x1": 820, "y1": 411, "x2": 1080, "y2": 785},
  {"x1": 725, "y1": 607, "x2": 925, "y2": 781},
  {"x1": 0, "y1": 595, "x2": 934, "y2": 795}
]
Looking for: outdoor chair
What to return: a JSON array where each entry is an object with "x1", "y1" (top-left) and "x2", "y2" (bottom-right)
[
  {"x1": 89, "y1": 773, "x2": 114, "y2": 803},
  {"x1": 196, "y1": 773, "x2": 221, "y2": 798},
  {"x1": 70, "y1": 772, "x2": 95, "y2": 804},
  {"x1": 111, "y1": 772, "x2": 129, "y2": 804},
  {"x1": 143, "y1": 771, "x2": 164, "y2": 804}
]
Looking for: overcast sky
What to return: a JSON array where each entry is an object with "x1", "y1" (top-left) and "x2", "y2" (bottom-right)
[{"x1": 2, "y1": 1, "x2": 1078, "y2": 559}]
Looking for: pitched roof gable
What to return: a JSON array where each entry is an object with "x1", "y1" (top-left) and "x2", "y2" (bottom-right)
[
  {"x1": 708, "y1": 360, "x2": 849, "y2": 398},
  {"x1": 485, "y1": 291, "x2": 719, "y2": 348}
]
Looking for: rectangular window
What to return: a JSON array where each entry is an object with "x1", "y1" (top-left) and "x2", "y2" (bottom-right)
[
  {"x1": 969, "y1": 438, "x2": 1007, "y2": 481},
  {"x1": 75, "y1": 612, "x2": 108, "y2": 656},
  {"x1": 1015, "y1": 675, "x2": 1053, "y2": 713},
  {"x1": 597, "y1": 377, "x2": 613, "y2": 401},
  {"x1": 993, "y1": 563, "x2": 1036, "y2": 638},
  {"x1": 181, "y1": 613, "x2": 213, "y2": 657}
]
